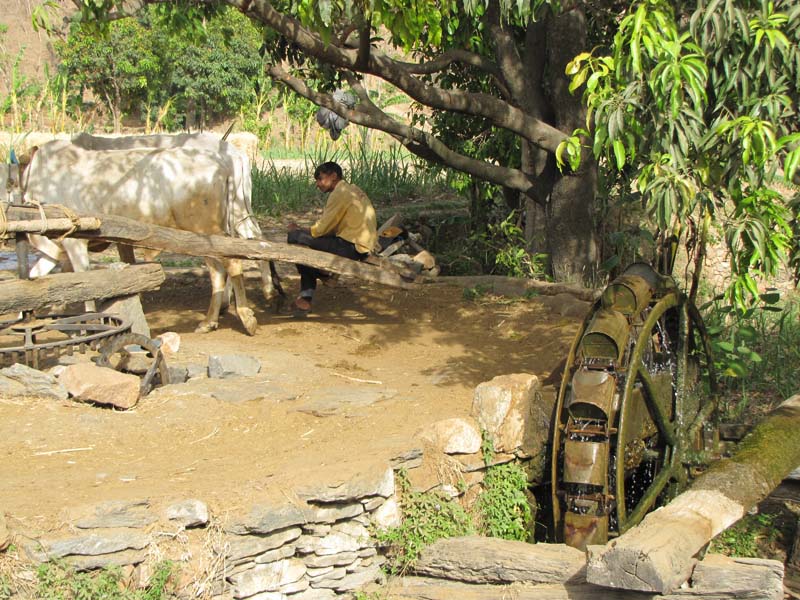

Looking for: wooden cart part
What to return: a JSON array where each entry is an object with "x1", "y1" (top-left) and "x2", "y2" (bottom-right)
[{"x1": 4, "y1": 205, "x2": 419, "y2": 290}]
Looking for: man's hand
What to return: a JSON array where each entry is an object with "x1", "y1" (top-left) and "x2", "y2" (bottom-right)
[{"x1": 287, "y1": 222, "x2": 300, "y2": 232}]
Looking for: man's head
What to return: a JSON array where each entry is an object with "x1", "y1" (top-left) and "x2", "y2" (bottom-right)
[{"x1": 314, "y1": 161, "x2": 343, "y2": 193}]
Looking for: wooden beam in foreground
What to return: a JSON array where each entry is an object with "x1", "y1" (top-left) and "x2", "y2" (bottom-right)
[{"x1": 0, "y1": 263, "x2": 165, "y2": 313}]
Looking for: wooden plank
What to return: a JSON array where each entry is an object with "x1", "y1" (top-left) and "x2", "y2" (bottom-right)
[
  {"x1": 587, "y1": 394, "x2": 800, "y2": 593},
  {"x1": 6, "y1": 206, "x2": 418, "y2": 290},
  {"x1": 0, "y1": 263, "x2": 165, "y2": 313}
]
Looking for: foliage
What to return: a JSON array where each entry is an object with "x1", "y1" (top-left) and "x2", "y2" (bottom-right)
[
  {"x1": 55, "y1": 15, "x2": 162, "y2": 131},
  {"x1": 251, "y1": 160, "x2": 319, "y2": 217},
  {"x1": 485, "y1": 212, "x2": 549, "y2": 279},
  {"x1": 476, "y1": 462, "x2": 533, "y2": 541},
  {"x1": 476, "y1": 430, "x2": 534, "y2": 541},
  {"x1": 567, "y1": 0, "x2": 800, "y2": 309},
  {"x1": 35, "y1": 560, "x2": 175, "y2": 600},
  {"x1": 54, "y1": 5, "x2": 263, "y2": 131},
  {"x1": 165, "y1": 8, "x2": 263, "y2": 128},
  {"x1": 66, "y1": 0, "x2": 600, "y2": 280},
  {"x1": 374, "y1": 471, "x2": 474, "y2": 574},
  {"x1": 710, "y1": 512, "x2": 779, "y2": 557},
  {"x1": 251, "y1": 137, "x2": 451, "y2": 217},
  {"x1": 702, "y1": 291, "x2": 800, "y2": 418}
]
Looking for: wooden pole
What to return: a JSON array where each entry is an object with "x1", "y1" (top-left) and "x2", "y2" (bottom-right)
[
  {"x1": 2, "y1": 217, "x2": 102, "y2": 233},
  {"x1": 5, "y1": 206, "x2": 418, "y2": 290},
  {"x1": 0, "y1": 263, "x2": 165, "y2": 313},
  {"x1": 587, "y1": 394, "x2": 800, "y2": 594}
]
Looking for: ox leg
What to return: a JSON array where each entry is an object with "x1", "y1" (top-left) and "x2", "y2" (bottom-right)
[
  {"x1": 259, "y1": 260, "x2": 287, "y2": 302},
  {"x1": 196, "y1": 257, "x2": 225, "y2": 334},
  {"x1": 28, "y1": 234, "x2": 64, "y2": 278},
  {"x1": 225, "y1": 258, "x2": 258, "y2": 336}
]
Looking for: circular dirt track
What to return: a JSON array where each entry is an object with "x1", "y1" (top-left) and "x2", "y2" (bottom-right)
[{"x1": 0, "y1": 263, "x2": 584, "y2": 533}]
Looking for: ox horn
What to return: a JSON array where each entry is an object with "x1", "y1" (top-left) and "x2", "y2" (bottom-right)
[{"x1": 221, "y1": 120, "x2": 236, "y2": 141}]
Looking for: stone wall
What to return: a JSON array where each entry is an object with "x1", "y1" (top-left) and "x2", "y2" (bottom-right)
[
  {"x1": 13, "y1": 467, "x2": 396, "y2": 599},
  {"x1": 1, "y1": 370, "x2": 553, "y2": 599}
]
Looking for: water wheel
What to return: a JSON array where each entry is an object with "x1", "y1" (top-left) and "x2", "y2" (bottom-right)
[{"x1": 550, "y1": 263, "x2": 718, "y2": 549}]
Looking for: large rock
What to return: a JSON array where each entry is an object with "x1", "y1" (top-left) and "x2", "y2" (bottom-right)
[
  {"x1": 73, "y1": 499, "x2": 156, "y2": 529},
  {"x1": 208, "y1": 353, "x2": 261, "y2": 379},
  {"x1": 227, "y1": 501, "x2": 307, "y2": 535},
  {"x1": 99, "y1": 292, "x2": 150, "y2": 337},
  {"x1": 413, "y1": 536, "x2": 585, "y2": 584},
  {"x1": 0, "y1": 363, "x2": 68, "y2": 400},
  {"x1": 59, "y1": 363, "x2": 140, "y2": 409},
  {"x1": 165, "y1": 499, "x2": 209, "y2": 528},
  {"x1": 298, "y1": 466, "x2": 394, "y2": 503},
  {"x1": 26, "y1": 531, "x2": 150, "y2": 562},
  {"x1": 417, "y1": 418, "x2": 482, "y2": 455},
  {"x1": 471, "y1": 373, "x2": 549, "y2": 456},
  {"x1": 226, "y1": 527, "x2": 302, "y2": 562},
  {"x1": 228, "y1": 558, "x2": 306, "y2": 598},
  {"x1": 371, "y1": 497, "x2": 402, "y2": 530}
]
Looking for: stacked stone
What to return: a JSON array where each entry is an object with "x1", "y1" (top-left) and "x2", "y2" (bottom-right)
[
  {"x1": 11, "y1": 469, "x2": 395, "y2": 599},
  {"x1": 219, "y1": 466, "x2": 395, "y2": 599},
  {"x1": 406, "y1": 373, "x2": 553, "y2": 500},
  {"x1": 20, "y1": 499, "x2": 207, "y2": 571}
]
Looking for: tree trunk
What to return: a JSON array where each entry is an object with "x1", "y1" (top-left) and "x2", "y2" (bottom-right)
[
  {"x1": 586, "y1": 394, "x2": 800, "y2": 594},
  {"x1": 543, "y1": 7, "x2": 599, "y2": 283}
]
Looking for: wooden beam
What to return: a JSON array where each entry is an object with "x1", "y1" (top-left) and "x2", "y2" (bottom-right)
[
  {"x1": 2, "y1": 217, "x2": 102, "y2": 233},
  {"x1": 5, "y1": 206, "x2": 418, "y2": 291},
  {"x1": 0, "y1": 263, "x2": 165, "y2": 313},
  {"x1": 587, "y1": 394, "x2": 800, "y2": 594}
]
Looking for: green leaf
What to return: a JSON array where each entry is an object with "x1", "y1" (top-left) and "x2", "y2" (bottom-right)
[
  {"x1": 716, "y1": 340, "x2": 735, "y2": 352},
  {"x1": 613, "y1": 139, "x2": 626, "y2": 169}
]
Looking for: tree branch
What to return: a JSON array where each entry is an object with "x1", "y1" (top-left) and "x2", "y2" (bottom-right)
[
  {"x1": 486, "y1": 0, "x2": 527, "y2": 102},
  {"x1": 225, "y1": 0, "x2": 566, "y2": 153},
  {"x1": 267, "y1": 64, "x2": 537, "y2": 195}
]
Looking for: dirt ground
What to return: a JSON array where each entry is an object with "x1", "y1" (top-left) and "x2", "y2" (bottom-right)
[{"x1": 0, "y1": 255, "x2": 584, "y2": 533}]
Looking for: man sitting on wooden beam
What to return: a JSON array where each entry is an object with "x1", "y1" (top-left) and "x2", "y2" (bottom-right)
[{"x1": 287, "y1": 161, "x2": 377, "y2": 314}]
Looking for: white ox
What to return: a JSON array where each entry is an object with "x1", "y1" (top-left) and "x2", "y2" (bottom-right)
[{"x1": 23, "y1": 137, "x2": 274, "y2": 335}]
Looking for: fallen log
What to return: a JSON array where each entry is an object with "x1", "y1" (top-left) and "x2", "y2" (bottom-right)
[
  {"x1": 0, "y1": 263, "x2": 165, "y2": 313},
  {"x1": 5, "y1": 206, "x2": 417, "y2": 290},
  {"x1": 587, "y1": 394, "x2": 800, "y2": 594},
  {"x1": 386, "y1": 554, "x2": 783, "y2": 599}
]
